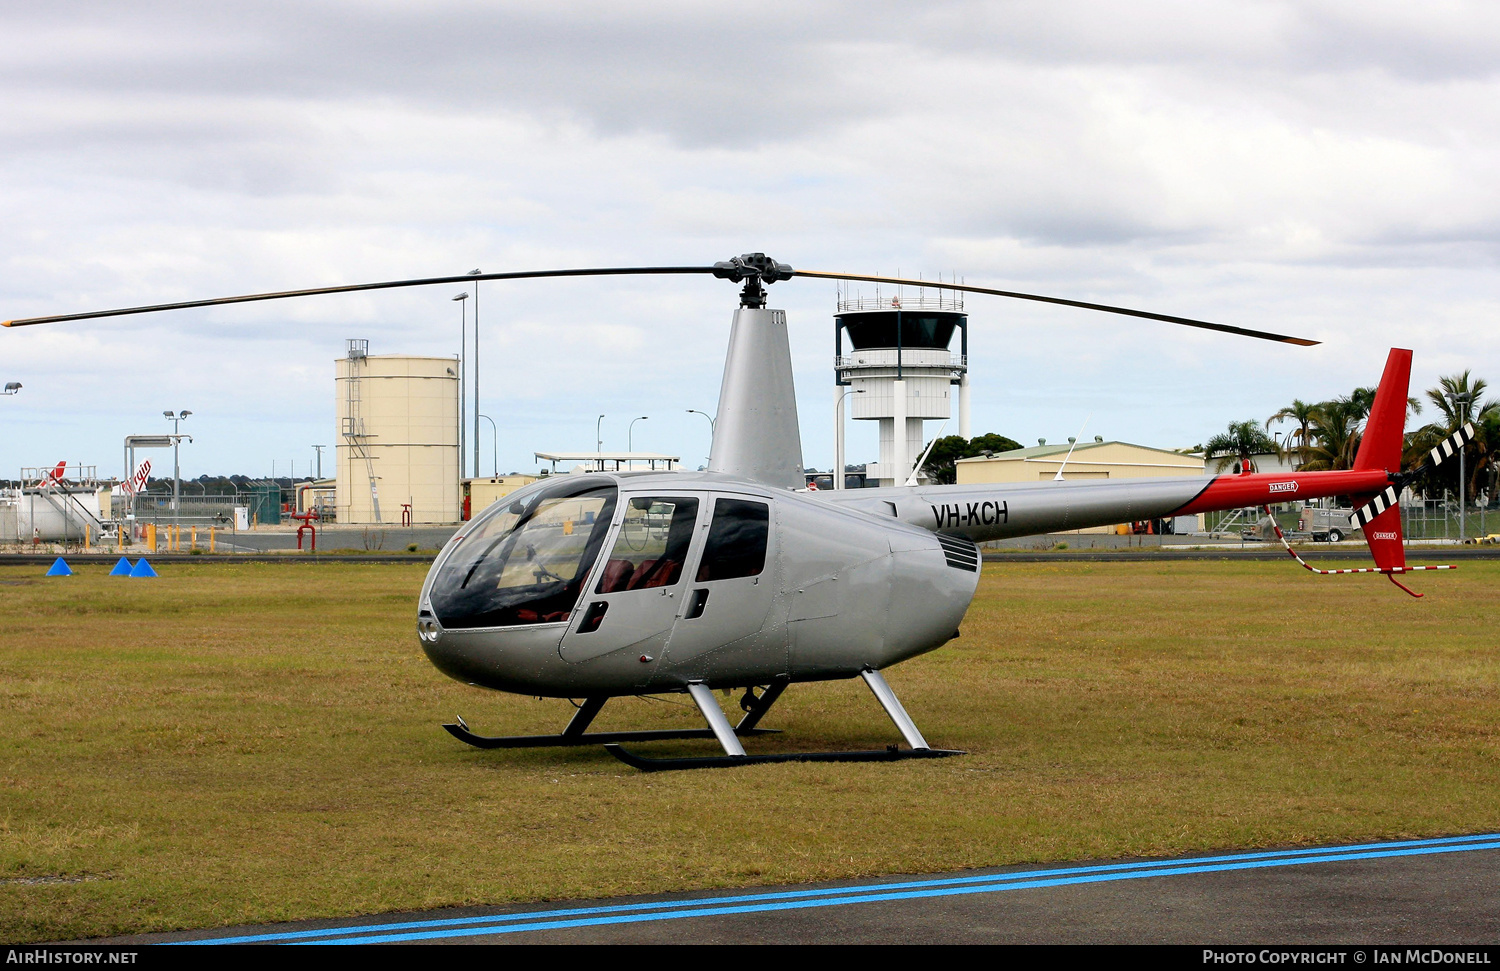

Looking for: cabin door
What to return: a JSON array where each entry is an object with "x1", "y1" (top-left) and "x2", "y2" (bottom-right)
[
  {"x1": 559, "y1": 494, "x2": 705, "y2": 663},
  {"x1": 662, "y1": 494, "x2": 776, "y2": 665}
]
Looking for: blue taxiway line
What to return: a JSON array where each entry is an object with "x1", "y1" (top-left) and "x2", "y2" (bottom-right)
[{"x1": 179, "y1": 833, "x2": 1500, "y2": 945}]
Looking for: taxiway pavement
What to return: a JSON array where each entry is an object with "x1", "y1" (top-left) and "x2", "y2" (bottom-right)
[{"x1": 95, "y1": 834, "x2": 1500, "y2": 945}]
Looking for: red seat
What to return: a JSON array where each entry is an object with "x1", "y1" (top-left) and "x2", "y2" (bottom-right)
[
  {"x1": 637, "y1": 559, "x2": 681, "y2": 588},
  {"x1": 599, "y1": 558, "x2": 635, "y2": 594},
  {"x1": 625, "y1": 559, "x2": 658, "y2": 590}
]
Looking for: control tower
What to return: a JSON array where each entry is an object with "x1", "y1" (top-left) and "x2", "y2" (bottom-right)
[{"x1": 834, "y1": 286, "x2": 969, "y2": 488}]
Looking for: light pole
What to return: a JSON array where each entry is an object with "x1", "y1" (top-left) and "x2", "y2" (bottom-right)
[
  {"x1": 468, "y1": 269, "x2": 481, "y2": 480},
  {"x1": 452, "y1": 291, "x2": 469, "y2": 479},
  {"x1": 687, "y1": 409, "x2": 715, "y2": 466},
  {"x1": 2, "y1": 382, "x2": 20, "y2": 395},
  {"x1": 478, "y1": 414, "x2": 498, "y2": 477},
  {"x1": 596, "y1": 414, "x2": 605, "y2": 469},
  {"x1": 833, "y1": 389, "x2": 864, "y2": 490},
  {"x1": 164, "y1": 410, "x2": 191, "y2": 518},
  {"x1": 312, "y1": 445, "x2": 325, "y2": 480},
  {"x1": 1449, "y1": 391, "x2": 1472, "y2": 543},
  {"x1": 628, "y1": 416, "x2": 648, "y2": 468}
]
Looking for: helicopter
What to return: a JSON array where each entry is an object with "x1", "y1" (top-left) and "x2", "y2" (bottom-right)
[{"x1": 5, "y1": 253, "x2": 1464, "y2": 771}]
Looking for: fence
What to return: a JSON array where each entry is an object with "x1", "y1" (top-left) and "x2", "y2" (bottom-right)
[
  {"x1": 1203, "y1": 496, "x2": 1494, "y2": 542},
  {"x1": 1402, "y1": 494, "x2": 1495, "y2": 541},
  {"x1": 126, "y1": 482, "x2": 285, "y2": 527}
]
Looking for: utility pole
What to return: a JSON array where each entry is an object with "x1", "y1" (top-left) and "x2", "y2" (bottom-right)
[{"x1": 312, "y1": 445, "x2": 325, "y2": 480}]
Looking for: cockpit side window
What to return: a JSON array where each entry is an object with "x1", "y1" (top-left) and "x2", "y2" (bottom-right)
[
  {"x1": 695, "y1": 498, "x2": 769, "y2": 582},
  {"x1": 596, "y1": 496, "x2": 700, "y2": 594},
  {"x1": 428, "y1": 479, "x2": 617, "y2": 629}
]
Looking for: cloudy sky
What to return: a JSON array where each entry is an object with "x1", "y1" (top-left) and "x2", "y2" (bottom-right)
[{"x1": 2, "y1": 1, "x2": 1497, "y2": 481}]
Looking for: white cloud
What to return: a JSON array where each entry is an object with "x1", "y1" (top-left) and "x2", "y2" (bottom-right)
[{"x1": 2, "y1": 1, "x2": 1498, "y2": 480}]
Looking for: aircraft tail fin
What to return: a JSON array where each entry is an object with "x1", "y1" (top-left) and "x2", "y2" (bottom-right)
[
  {"x1": 1353, "y1": 348, "x2": 1411, "y2": 474},
  {"x1": 1349, "y1": 348, "x2": 1412, "y2": 576},
  {"x1": 1263, "y1": 349, "x2": 1459, "y2": 596}
]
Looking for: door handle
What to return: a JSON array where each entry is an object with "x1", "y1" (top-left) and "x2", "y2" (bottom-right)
[{"x1": 684, "y1": 588, "x2": 709, "y2": 620}]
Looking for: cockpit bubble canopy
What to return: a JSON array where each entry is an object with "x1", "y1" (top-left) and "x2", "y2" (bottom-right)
[{"x1": 429, "y1": 476, "x2": 617, "y2": 629}]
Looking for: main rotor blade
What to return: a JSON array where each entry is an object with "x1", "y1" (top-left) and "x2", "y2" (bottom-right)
[
  {"x1": 794, "y1": 269, "x2": 1319, "y2": 346},
  {"x1": 1, "y1": 266, "x2": 718, "y2": 327},
  {"x1": 6, "y1": 257, "x2": 1318, "y2": 347}
]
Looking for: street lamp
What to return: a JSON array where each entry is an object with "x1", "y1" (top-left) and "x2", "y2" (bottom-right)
[
  {"x1": 164, "y1": 410, "x2": 191, "y2": 519},
  {"x1": 468, "y1": 269, "x2": 482, "y2": 480},
  {"x1": 1448, "y1": 391, "x2": 1473, "y2": 543},
  {"x1": 596, "y1": 414, "x2": 605, "y2": 469},
  {"x1": 478, "y1": 414, "x2": 498, "y2": 477},
  {"x1": 452, "y1": 292, "x2": 469, "y2": 479},
  {"x1": 833, "y1": 389, "x2": 864, "y2": 490},
  {"x1": 628, "y1": 416, "x2": 648, "y2": 468},
  {"x1": 687, "y1": 408, "x2": 715, "y2": 466},
  {"x1": 1, "y1": 382, "x2": 20, "y2": 395}
]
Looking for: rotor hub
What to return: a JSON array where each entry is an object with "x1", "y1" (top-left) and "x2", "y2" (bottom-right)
[{"x1": 712, "y1": 253, "x2": 794, "y2": 308}]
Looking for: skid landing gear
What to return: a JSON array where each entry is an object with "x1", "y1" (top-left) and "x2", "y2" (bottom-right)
[
  {"x1": 443, "y1": 693, "x2": 780, "y2": 750},
  {"x1": 603, "y1": 669, "x2": 964, "y2": 772}
]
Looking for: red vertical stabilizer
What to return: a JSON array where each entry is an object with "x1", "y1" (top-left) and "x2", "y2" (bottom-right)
[
  {"x1": 1352, "y1": 348, "x2": 1412, "y2": 573},
  {"x1": 1354, "y1": 348, "x2": 1411, "y2": 474}
]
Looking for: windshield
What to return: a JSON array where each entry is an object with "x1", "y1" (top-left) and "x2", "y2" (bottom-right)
[{"x1": 429, "y1": 477, "x2": 618, "y2": 629}]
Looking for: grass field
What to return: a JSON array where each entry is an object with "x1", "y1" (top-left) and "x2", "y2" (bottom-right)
[{"x1": 1, "y1": 558, "x2": 1497, "y2": 942}]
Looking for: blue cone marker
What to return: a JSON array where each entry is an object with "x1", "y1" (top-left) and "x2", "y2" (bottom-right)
[
  {"x1": 46, "y1": 557, "x2": 72, "y2": 577},
  {"x1": 129, "y1": 558, "x2": 158, "y2": 578},
  {"x1": 110, "y1": 556, "x2": 133, "y2": 576}
]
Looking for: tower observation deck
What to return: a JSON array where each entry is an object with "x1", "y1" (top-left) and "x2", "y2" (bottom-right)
[{"x1": 834, "y1": 287, "x2": 969, "y2": 488}]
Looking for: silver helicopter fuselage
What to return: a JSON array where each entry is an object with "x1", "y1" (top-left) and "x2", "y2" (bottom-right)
[
  {"x1": 415, "y1": 304, "x2": 1387, "y2": 700},
  {"x1": 417, "y1": 470, "x2": 979, "y2": 696}
]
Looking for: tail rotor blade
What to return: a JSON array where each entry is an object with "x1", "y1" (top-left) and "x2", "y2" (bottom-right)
[
  {"x1": 1351, "y1": 486, "x2": 1400, "y2": 529},
  {"x1": 1424, "y1": 422, "x2": 1476, "y2": 471},
  {"x1": 1349, "y1": 422, "x2": 1476, "y2": 527}
]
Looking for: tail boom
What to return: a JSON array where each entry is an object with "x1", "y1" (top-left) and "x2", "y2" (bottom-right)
[{"x1": 1171, "y1": 469, "x2": 1391, "y2": 517}]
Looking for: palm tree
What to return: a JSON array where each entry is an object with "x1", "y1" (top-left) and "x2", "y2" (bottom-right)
[
  {"x1": 1203, "y1": 420, "x2": 1281, "y2": 472},
  {"x1": 1299, "y1": 399, "x2": 1363, "y2": 471},
  {"x1": 1266, "y1": 399, "x2": 1318, "y2": 468},
  {"x1": 1411, "y1": 371, "x2": 1499, "y2": 498}
]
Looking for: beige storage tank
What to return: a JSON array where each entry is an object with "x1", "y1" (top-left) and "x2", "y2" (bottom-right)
[{"x1": 336, "y1": 340, "x2": 460, "y2": 524}]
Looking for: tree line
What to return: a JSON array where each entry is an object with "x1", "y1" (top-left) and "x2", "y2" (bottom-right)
[{"x1": 1204, "y1": 371, "x2": 1497, "y2": 501}]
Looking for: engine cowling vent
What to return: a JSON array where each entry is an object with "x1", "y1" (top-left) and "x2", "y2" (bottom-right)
[{"x1": 936, "y1": 534, "x2": 980, "y2": 572}]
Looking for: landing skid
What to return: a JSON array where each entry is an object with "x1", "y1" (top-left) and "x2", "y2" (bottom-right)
[
  {"x1": 604, "y1": 743, "x2": 962, "y2": 772},
  {"x1": 443, "y1": 695, "x2": 778, "y2": 750},
  {"x1": 442, "y1": 721, "x2": 778, "y2": 749},
  {"x1": 604, "y1": 669, "x2": 964, "y2": 772}
]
